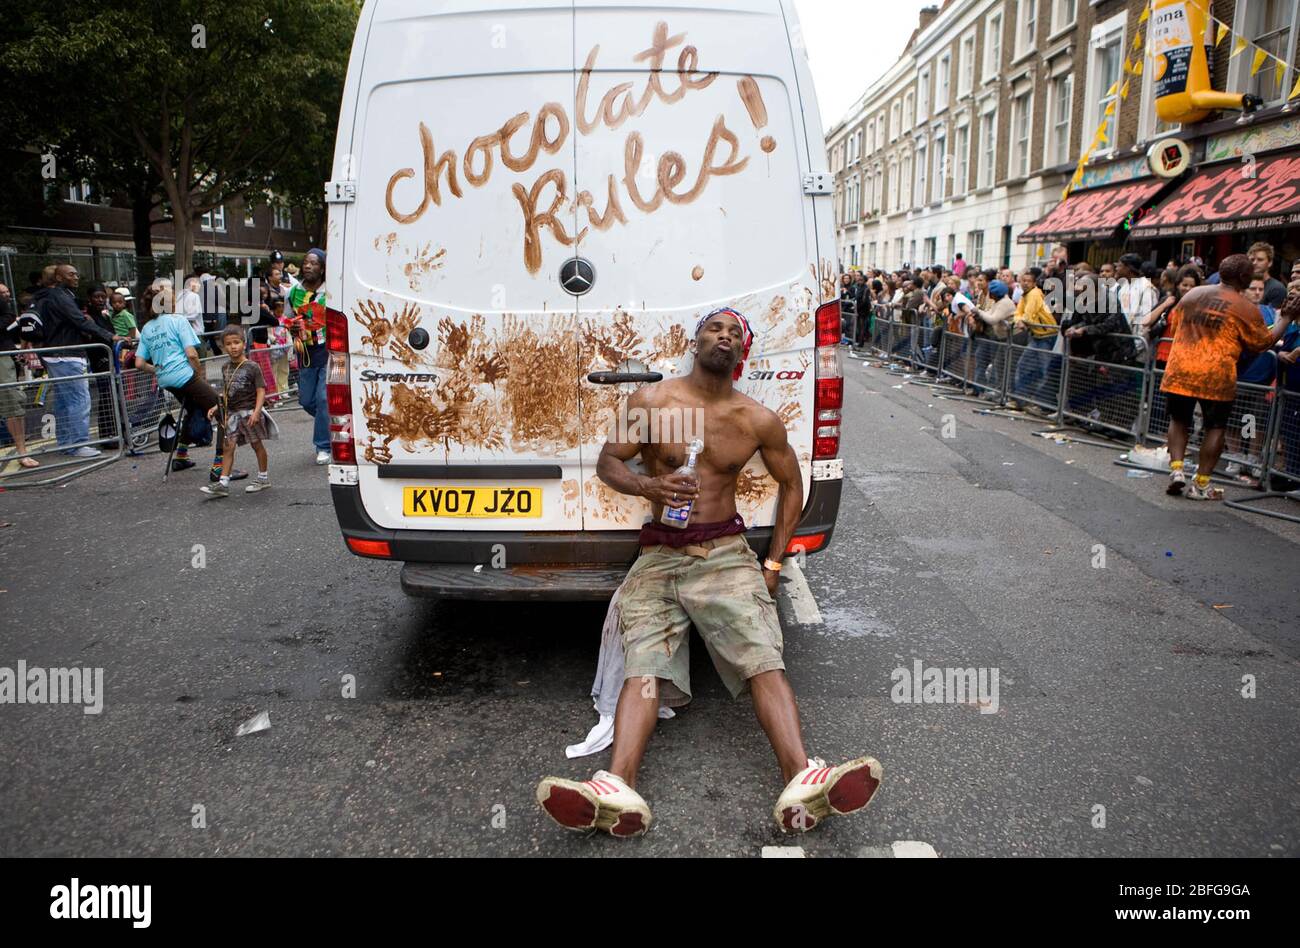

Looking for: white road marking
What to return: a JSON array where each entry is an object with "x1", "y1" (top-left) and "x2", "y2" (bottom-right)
[
  {"x1": 779, "y1": 560, "x2": 822, "y2": 626},
  {"x1": 856, "y1": 841, "x2": 941, "y2": 858},
  {"x1": 891, "y1": 840, "x2": 939, "y2": 858},
  {"x1": 762, "y1": 846, "x2": 806, "y2": 858}
]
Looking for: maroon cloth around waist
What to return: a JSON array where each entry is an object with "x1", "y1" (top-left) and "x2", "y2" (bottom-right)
[{"x1": 638, "y1": 513, "x2": 747, "y2": 548}]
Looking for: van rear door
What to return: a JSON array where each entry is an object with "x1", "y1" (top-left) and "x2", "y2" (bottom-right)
[
  {"x1": 571, "y1": 0, "x2": 820, "y2": 531},
  {"x1": 344, "y1": 0, "x2": 584, "y2": 533}
]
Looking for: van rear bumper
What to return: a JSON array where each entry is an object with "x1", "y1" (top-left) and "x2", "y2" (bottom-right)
[{"x1": 331, "y1": 477, "x2": 841, "y2": 599}]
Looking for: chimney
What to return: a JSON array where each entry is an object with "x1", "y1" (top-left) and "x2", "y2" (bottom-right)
[{"x1": 918, "y1": 5, "x2": 940, "y2": 33}]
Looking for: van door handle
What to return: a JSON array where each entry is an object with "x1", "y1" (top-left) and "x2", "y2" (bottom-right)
[{"x1": 587, "y1": 371, "x2": 663, "y2": 385}]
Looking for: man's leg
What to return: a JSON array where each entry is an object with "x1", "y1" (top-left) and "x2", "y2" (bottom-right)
[
  {"x1": 1197, "y1": 426, "x2": 1227, "y2": 480},
  {"x1": 749, "y1": 670, "x2": 809, "y2": 784},
  {"x1": 1167, "y1": 417, "x2": 1189, "y2": 464},
  {"x1": 607, "y1": 676, "x2": 665, "y2": 789},
  {"x1": 312, "y1": 366, "x2": 330, "y2": 452}
]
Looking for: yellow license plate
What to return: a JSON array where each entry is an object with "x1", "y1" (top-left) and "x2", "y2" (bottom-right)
[{"x1": 402, "y1": 486, "x2": 542, "y2": 518}]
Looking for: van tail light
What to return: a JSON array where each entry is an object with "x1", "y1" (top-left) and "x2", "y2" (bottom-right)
[
  {"x1": 325, "y1": 308, "x2": 355, "y2": 465},
  {"x1": 347, "y1": 537, "x2": 392, "y2": 558},
  {"x1": 813, "y1": 300, "x2": 843, "y2": 460},
  {"x1": 786, "y1": 533, "x2": 827, "y2": 555}
]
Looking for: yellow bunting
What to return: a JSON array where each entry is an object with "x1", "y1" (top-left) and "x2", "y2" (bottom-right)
[
  {"x1": 1139, "y1": 5, "x2": 1150, "y2": 23},
  {"x1": 1231, "y1": 37, "x2": 1248, "y2": 59},
  {"x1": 1276, "y1": 59, "x2": 1287, "y2": 89},
  {"x1": 1107, "y1": 81, "x2": 1119, "y2": 97},
  {"x1": 1252, "y1": 49, "x2": 1269, "y2": 76},
  {"x1": 1216, "y1": 23, "x2": 1229, "y2": 46},
  {"x1": 1120, "y1": 80, "x2": 1132, "y2": 100},
  {"x1": 1104, "y1": 101, "x2": 1116, "y2": 116},
  {"x1": 1290, "y1": 72, "x2": 1300, "y2": 100},
  {"x1": 1132, "y1": 59, "x2": 1144, "y2": 76}
]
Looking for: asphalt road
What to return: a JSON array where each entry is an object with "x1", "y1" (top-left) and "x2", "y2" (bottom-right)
[{"x1": 1, "y1": 362, "x2": 1297, "y2": 858}]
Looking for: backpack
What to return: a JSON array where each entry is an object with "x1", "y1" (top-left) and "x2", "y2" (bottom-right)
[{"x1": 7, "y1": 298, "x2": 47, "y2": 348}]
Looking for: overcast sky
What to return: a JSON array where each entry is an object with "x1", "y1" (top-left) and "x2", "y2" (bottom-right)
[{"x1": 792, "y1": 0, "x2": 936, "y2": 133}]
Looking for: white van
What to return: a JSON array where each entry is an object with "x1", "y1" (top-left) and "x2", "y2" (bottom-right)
[{"x1": 323, "y1": 0, "x2": 844, "y2": 600}]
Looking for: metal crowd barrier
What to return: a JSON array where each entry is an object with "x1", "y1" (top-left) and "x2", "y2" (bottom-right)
[
  {"x1": 857, "y1": 304, "x2": 1300, "y2": 507},
  {"x1": 1, "y1": 323, "x2": 303, "y2": 488},
  {"x1": 1060, "y1": 335, "x2": 1148, "y2": 440},
  {"x1": 1224, "y1": 387, "x2": 1300, "y2": 523},
  {"x1": 0, "y1": 343, "x2": 125, "y2": 487}
]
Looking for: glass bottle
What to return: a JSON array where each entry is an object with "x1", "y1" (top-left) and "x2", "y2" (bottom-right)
[{"x1": 660, "y1": 438, "x2": 704, "y2": 529}]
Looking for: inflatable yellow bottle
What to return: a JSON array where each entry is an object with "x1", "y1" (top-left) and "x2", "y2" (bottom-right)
[{"x1": 1152, "y1": 0, "x2": 1261, "y2": 124}]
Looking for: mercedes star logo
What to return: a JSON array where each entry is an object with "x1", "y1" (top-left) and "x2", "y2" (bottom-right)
[{"x1": 560, "y1": 257, "x2": 595, "y2": 296}]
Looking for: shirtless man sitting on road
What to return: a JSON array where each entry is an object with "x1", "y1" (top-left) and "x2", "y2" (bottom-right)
[{"x1": 536, "y1": 307, "x2": 882, "y2": 837}]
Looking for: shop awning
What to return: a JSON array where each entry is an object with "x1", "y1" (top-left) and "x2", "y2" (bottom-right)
[
  {"x1": 1131, "y1": 150, "x2": 1300, "y2": 237},
  {"x1": 1018, "y1": 179, "x2": 1168, "y2": 243}
]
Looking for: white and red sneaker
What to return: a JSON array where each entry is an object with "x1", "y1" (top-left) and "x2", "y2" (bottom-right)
[
  {"x1": 536, "y1": 770, "x2": 652, "y2": 838},
  {"x1": 773, "y1": 756, "x2": 883, "y2": 833}
]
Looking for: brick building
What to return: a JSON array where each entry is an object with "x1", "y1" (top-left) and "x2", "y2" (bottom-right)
[
  {"x1": 0, "y1": 172, "x2": 310, "y2": 291},
  {"x1": 829, "y1": 0, "x2": 1300, "y2": 275}
]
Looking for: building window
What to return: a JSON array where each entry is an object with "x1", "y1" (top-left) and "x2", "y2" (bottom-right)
[
  {"x1": 1086, "y1": 13, "x2": 1126, "y2": 155},
  {"x1": 915, "y1": 144, "x2": 928, "y2": 207},
  {"x1": 954, "y1": 123, "x2": 970, "y2": 195},
  {"x1": 868, "y1": 242, "x2": 877, "y2": 266},
  {"x1": 918, "y1": 68, "x2": 931, "y2": 123},
  {"x1": 947, "y1": 234, "x2": 957, "y2": 265},
  {"x1": 924, "y1": 237, "x2": 937, "y2": 264},
  {"x1": 1236, "y1": 0, "x2": 1299, "y2": 105},
  {"x1": 273, "y1": 205, "x2": 293, "y2": 230},
  {"x1": 889, "y1": 158, "x2": 900, "y2": 212},
  {"x1": 1016, "y1": 0, "x2": 1037, "y2": 58},
  {"x1": 937, "y1": 52, "x2": 951, "y2": 110},
  {"x1": 1012, "y1": 91, "x2": 1033, "y2": 177},
  {"x1": 979, "y1": 109, "x2": 998, "y2": 188},
  {"x1": 1049, "y1": 73, "x2": 1073, "y2": 166},
  {"x1": 875, "y1": 116, "x2": 885, "y2": 151},
  {"x1": 985, "y1": 9, "x2": 1004, "y2": 81},
  {"x1": 1051, "y1": 0, "x2": 1076, "y2": 34},
  {"x1": 934, "y1": 132, "x2": 947, "y2": 202},
  {"x1": 959, "y1": 32, "x2": 976, "y2": 97},
  {"x1": 969, "y1": 230, "x2": 985, "y2": 265},
  {"x1": 902, "y1": 153, "x2": 915, "y2": 209},
  {"x1": 65, "y1": 180, "x2": 95, "y2": 204},
  {"x1": 890, "y1": 101, "x2": 901, "y2": 141},
  {"x1": 910, "y1": 239, "x2": 918, "y2": 266},
  {"x1": 244, "y1": 205, "x2": 256, "y2": 227},
  {"x1": 894, "y1": 238, "x2": 905, "y2": 268},
  {"x1": 200, "y1": 206, "x2": 226, "y2": 232}
]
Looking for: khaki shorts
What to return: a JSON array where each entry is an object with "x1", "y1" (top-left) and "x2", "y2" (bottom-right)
[{"x1": 619, "y1": 534, "x2": 785, "y2": 706}]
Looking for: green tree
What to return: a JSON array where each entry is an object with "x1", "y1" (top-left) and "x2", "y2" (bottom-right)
[{"x1": 0, "y1": 0, "x2": 358, "y2": 276}]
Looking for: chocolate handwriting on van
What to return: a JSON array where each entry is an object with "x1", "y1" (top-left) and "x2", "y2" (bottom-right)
[{"x1": 383, "y1": 21, "x2": 774, "y2": 274}]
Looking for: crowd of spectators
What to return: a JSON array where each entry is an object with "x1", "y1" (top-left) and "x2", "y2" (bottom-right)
[{"x1": 839, "y1": 242, "x2": 1300, "y2": 496}]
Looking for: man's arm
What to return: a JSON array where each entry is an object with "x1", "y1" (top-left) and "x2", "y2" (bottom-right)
[
  {"x1": 53, "y1": 292, "x2": 114, "y2": 347},
  {"x1": 755, "y1": 408, "x2": 803, "y2": 594},
  {"x1": 595, "y1": 388, "x2": 697, "y2": 509}
]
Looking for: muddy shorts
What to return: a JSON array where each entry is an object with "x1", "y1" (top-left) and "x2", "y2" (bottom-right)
[{"x1": 619, "y1": 534, "x2": 785, "y2": 706}]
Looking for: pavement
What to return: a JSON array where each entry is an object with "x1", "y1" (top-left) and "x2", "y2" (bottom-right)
[{"x1": 1, "y1": 364, "x2": 1297, "y2": 858}]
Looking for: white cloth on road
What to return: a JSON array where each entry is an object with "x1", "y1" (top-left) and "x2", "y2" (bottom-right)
[{"x1": 565, "y1": 583, "x2": 676, "y2": 759}]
